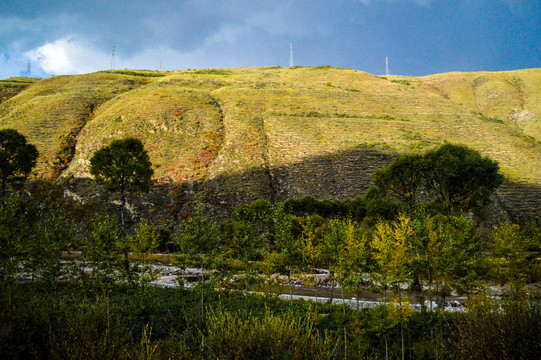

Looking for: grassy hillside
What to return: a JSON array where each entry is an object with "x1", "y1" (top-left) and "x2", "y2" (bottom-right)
[
  {"x1": 0, "y1": 72, "x2": 159, "y2": 176},
  {"x1": 0, "y1": 77, "x2": 38, "y2": 104},
  {"x1": 1, "y1": 67, "x2": 540, "y2": 222}
]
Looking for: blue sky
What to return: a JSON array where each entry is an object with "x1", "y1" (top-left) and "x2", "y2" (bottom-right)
[{"x1": 1, "y1": 0, "x2": 539, "y2": 79}]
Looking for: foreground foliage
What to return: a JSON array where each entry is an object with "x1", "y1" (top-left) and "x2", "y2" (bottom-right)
[
  {"x1": 1, "y1": 283, "x2": 539, "y2": 360},
  {"x1": 0, "y1": 186, "x2": 539, "y2": 359},
  {"x1": 0, "y1": 128, "x2": 38, "y2": 203},
  {"x1": 0, "y1": 138, "x2": 538, "y2": 358}
]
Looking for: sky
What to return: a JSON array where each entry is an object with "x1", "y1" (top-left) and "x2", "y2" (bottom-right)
[{"x1": 1, "y1": 0, "x2": 540, "y2": 79}]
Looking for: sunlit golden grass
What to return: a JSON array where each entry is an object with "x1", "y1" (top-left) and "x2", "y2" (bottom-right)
[
  {"x1": 0, "y1": 72, "x2": 159, "y2": 175},
  {"x1": 1, "y1": 66, "x2": 540, "y2": 216},
  {"x1": 65, "y1": 79, "x2": 224, "y2": 183},
  {"x1": 0, "y1": 77, "x2": 38, "y2": 105}
]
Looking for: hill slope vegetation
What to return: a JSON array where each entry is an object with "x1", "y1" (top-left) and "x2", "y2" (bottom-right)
[{"x1": 1, "y1": 67, "x2": 540, "y2": 222}]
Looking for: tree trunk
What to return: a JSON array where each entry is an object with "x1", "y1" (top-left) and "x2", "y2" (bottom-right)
[
  {"x1": 120, "y1": 187, "x2": 129, "y2": 271},
  {"x1": 120, "y1": 188, "x2": 126, "y2": 232},
  {"x1": 330, "y1": 278, "x2": 335, "y2": 303},
  {"x1": 1, "y1": 176, "x2": 6, "y2": 207},
  {"x1": 201, "y1": 257, "x2": 204, "y2": 317},
  {"x1": 288, "y1": 273, "x2": 293, "y2": 299}
]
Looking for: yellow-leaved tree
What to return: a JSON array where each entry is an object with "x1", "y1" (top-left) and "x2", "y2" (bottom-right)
[{"x1": 372, "y1": 213, "x2": 414, "y2": 360}]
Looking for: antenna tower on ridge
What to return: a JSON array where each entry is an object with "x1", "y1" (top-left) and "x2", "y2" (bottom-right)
[
  {"x1": 26, "y1": 61, "x2": 31, "y2": 77},
  {"x1": 385, "y1": 56, "x2": 389, "y2": 76},
  {"x1": 289, "y1": 43, "x2": 294, "y2": 67},
  {"x1": 110, "y1": 44, "x2": 116, "y2": 74}
]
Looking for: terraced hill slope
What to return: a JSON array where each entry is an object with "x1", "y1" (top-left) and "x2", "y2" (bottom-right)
[
  {"x1": 0, "y1": 77, "x2": 38, "y2": 104},
  {"x1": 1, "y1": 67, "x2": 540, "y2": 223}
]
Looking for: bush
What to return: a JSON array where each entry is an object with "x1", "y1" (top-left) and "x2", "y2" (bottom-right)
[{"x1": 204, "y1": 310, "x2": 339, "y2": 359}]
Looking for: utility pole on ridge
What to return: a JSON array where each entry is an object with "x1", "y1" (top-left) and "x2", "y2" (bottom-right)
[
  {"x1": 110, "y1": 44, "x2": 116, "y2": 74},
  {"x1": 289, "y1": 43, "x2": 294, "y2": 67}
]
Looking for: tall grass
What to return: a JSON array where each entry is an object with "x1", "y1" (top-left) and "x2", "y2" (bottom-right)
[{"x1": 204, "y1": 309, "x2": 339, "y2": 359}]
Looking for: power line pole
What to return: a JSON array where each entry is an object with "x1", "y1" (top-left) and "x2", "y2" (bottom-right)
[
  {"x1": 110, "y1": 44, "x2": 116, "y2": 74},
  {"x1": 289, "y1": 42, "x2": 294, "y2": 67},
  {"x1": 26, "y1": 61, "x2": 31, "y2": 77},
  {"x1": 385, "y1": 56, "x2": 390, "y2": 76}
]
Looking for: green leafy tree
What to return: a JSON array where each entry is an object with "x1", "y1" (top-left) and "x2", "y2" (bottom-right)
[
  {"x1": 423, "y1": 143, "x2": 503, "y2": 220},
  {"x1": 81, "y1": 215, "x2": 122, "y2": 330},
  {"x1": 372, "y1": 214, "x2": 414, "y2": 301},
  {"x1": 25, "y1": 212, "x2": 73, "y2": 286},
  {"x1": 129, "y1": 220, "x2": 161, "y2": 287},
  {"x1": 374, "y1": 154, "x2": 424, "y2": 207},
  {"x1": 374, "y1": 143, "x2": 503, "y2": 221},
  {"x1": 265, "y1": 204, "x2": 300, "y2": 297},
  {"x1": 222, "y1": 201, "x2": 278, "y2": 296},
  {"x1": 127, "y1": 221, "x2": 161, "y2": 331},
  {"x1": 0, "y1": 129, "x2": 38, "y2": 204},
  {"x1": 0, "y1": 196, "x2": 31, "y2": 305},
  {"x1": 130, "y1": 220, "x2": 160, "y2": 272},
  {"x1": 298, "y1": 215, "x2": 326, "y2": 303},
  {"x1": 439, "y1": 216, "x2": 488, "y2": 302},
  {"x1": 83, "y1": 215, "x2": 123, "y2": 291},
  {"x1": 491, "y1": 222, "x2": 538, "y2": 301},
  {"x1": 90, "y1": 138, "x2": 153, "y2": 231},
  {"x1": 409, "y1": 211, "x2": 487, "y2": 305},
  {"x1": 320, "y1": 219, "x2": 347, "y2": 302},
  {"x1": 175, "y1": 203, "x2": 220, "y2": 317},
  {"x1": 337, "y1": 219, "x2": 372, "y2": 309}
]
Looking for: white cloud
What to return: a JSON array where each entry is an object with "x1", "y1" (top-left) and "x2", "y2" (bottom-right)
[{"x1": 25, "y1": 37, "x2": 108, "y2": 75}]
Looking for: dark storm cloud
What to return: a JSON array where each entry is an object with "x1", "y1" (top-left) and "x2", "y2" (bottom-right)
[
  {"x1": 0, "y1": 0, "x2": 539, "y2": 78},
  {"x1": 1, "y1": 0, "x2": 316, "y2": 55}
]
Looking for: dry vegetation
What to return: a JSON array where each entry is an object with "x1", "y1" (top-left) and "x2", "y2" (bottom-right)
[{"x1": 1, "y1": 66, "x2": 540, "y2": 221}]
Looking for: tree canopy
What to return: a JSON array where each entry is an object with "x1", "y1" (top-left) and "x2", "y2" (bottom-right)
[
  {"x1": 90, "y1": 138, "x2": 153, "y2": 229},
  {"x1": 423, "y1": 143, "x2": 503, "y2": 219},
  {"x1": 0, "y1": 128, "x2": 38, "y2": 203},
  {"x1": 90, "y1": 138, "x2": 153, "y2": 195},
  {"x1": 374, "y1": 143, "x2": 503, "y2": 219},
  {"x1": 374, "y1": 154, "x2": 424, "y2": 207}
]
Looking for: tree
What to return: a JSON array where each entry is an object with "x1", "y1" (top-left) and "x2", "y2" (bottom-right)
[
  {"x1": 372, "y1": 214, "x2": 414, "y2": 360},
  {"x1": 0, "y1": 196, "x2": 31, "y2": 305},
  {"x1": 83, "y1": 215, "x2": 123, "y2": 291},
  {"x1": 266, "y1": 203, "x2": 301, "y2": 298},
  {"x1": 25, "y1": 212, "x2": 73, "y2": 286},
  {"x1": 374, "y1": 143, "x2": 503, "y2": 221},
  {"x1": 423, "y1": 143, "x2": 503, "y2": 220},
  {"x1": 90, "y1": 138, "x2": 153, "y2": 230},
  {"x1": 439, "y1": 216, "x2": 488, "y2": 302},
  {"x1": 320, "y1": 219, "x2": 347, "y2": 303},
  {"x1": 175, "y1": 202, "x2": 220, "y2": 317},
  {"x1": 491, "y1": 222, "x2": 538, "y2": 301},
  {"x1": 374, "y1": 154, "x2": 424, "y2": 207},
  {"x1": 336, "y1": 219, "x2": 371, "y2": 310},
  {"x1": 0, "y1": 129, "x2": 38, "y2": 204},
  {"x1": 128, "y1": 220, "x2": 161, "y2": 330}
]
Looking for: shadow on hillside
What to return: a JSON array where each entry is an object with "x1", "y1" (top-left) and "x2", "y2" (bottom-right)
[
  {"x1": 201, "y1": 146, "x2": 541, "y2": 224},
  {"x1": 202, "y1": 146, "x2": 393, "y2": 209},
  {"x1": 494, "y1": 180, "x2": 541, "y2": 225},
  {"x1": 62, "y1": 146, "x2": 541, "y2": 227}
]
